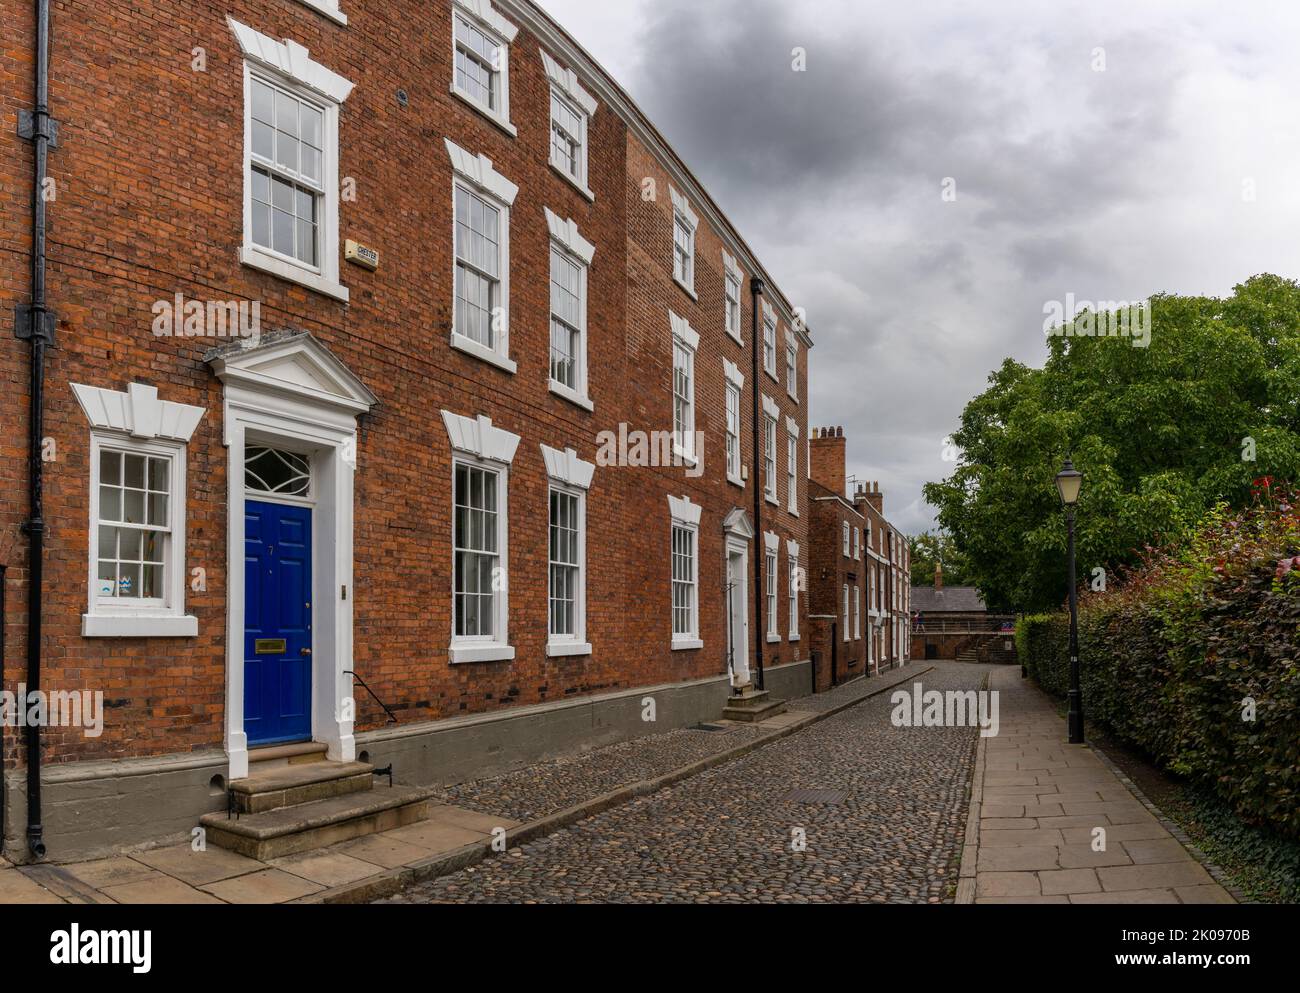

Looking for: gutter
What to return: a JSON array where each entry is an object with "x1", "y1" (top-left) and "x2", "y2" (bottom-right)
[{"x1": 13, "y1": 0, "x2": 58, "y2": 860}]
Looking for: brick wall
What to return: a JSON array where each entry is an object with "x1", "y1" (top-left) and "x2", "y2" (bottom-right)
[{"x1": 0, "y1": 0, "x2": 813, "y2": 770}]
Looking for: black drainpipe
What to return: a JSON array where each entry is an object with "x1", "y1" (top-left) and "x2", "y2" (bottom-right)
[
  {"x1": 14, "y1": 0, "x2": 58, "y2": 860},
  {"x1": 749, "y1": 277, "x2": 765, "y2": 692}
]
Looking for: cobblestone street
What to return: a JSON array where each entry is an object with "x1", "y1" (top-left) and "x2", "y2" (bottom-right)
[{"x1": 381, "y1": 663, "x2": 987, "y2": 904}]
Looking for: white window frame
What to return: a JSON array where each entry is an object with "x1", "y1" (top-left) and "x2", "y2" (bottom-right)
[
  {"x1": 854, "y1": 585, "x2": 862, "y2": 640},
  {"x1": 86, "y1": 434, "x2": 188, "y2": 636},
  {"x1": 842, "y1": 584, "x2": 850, "y2": 641},
  {"x1": 787, "y1": 539, "x2": 801, "y2": 642},
  {"x1": 785, "y1": 331, "x2": 799, "y2": 401},
  {"x1": 450, "y1": 0, "x2": 518, "y2": 136},
  {"x1": 541, "y1": 49, "x2": 598, "y2": 201},
  {"x1": 670, "y1": 186, "x2": 698, "y2": 299},
  {"x1": 724, "y1": 359, "x2": 745, "y2": 487},
  {"x1": 785, "y1": 417, "x2": 799, "y2": 516},
  {"x1": 853, "y1": 527, "x2": 860, "y2": 559},
  {"x1": 294, "y1": 0, "x2": 347, "y2": 24},
  {"x1": 843, "y1": 522, "x2": 851, "y2": 557},
  {"x1": 762, "y1": 394, "x2": 779, "y2": 505},
  {"x1": 723, "y1": 251, "x2": 744, "y2": 344},
  {"x1": 764, "y1": 532, "x2": 780, "y2": 643},
  {"x1": 545, "y1": 209, "x2": 596, "y2": 410},
  {"x1": 230, "y1": 18, "x2": 352, "y2": 303},
  {"x1": 671, "y1": 311, "x2": 700, "y2": 464},
  {"x1": 443, "y1": 411, "x2": 520, "y2": 664},
  {"x1": 542, "y1": 445, "x2": 595, "y2": 657},
  {"x1": 761, "y1": 299, "x2": 779, "y2": 380},
  {"x1": 669, "y1": 495, "x2": 702, "y2": 650},
  {"x1": 73, "y1": 383, "x2": 205, "y2": 638},
  {"x1": 447, "y1": 139, "x2": 520, "y2": 374}
]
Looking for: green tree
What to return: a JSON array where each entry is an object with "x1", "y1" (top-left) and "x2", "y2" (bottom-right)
[
  {"x1": 908, "y1": 531, "x2": 968, "y2": 587},
  {"x1": 924, "y1": 274, "x2": 1300, "y2": 612}
]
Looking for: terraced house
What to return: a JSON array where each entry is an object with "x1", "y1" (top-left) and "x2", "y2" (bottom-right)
[
  {"x1": 0, "y1": 0, "x2": 813, "y2": 861},
  {"x1": 806, "y1": 427, "x2": 911, "y2": 688}
]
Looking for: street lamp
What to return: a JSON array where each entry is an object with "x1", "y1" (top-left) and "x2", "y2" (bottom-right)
[{"x1": 1055, "y1": 457, "x2": 1084, "y2": 744}]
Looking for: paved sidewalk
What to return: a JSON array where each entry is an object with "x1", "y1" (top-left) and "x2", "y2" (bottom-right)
[
  {"x1": 959, "y1": 666, "x2": 1234, "y2": 904},
  {"x1": 0, "y1": 666, "x2": 919, "y2": 905}
]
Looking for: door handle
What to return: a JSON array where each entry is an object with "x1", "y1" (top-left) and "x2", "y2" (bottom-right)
[{"x1": 300, "y1": 647, "x2": 312, "y2": 656}]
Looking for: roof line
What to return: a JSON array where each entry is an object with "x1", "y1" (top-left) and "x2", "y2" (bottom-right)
[{"x1": 500, "y1": 0, "x2": 814, "y2": 348}]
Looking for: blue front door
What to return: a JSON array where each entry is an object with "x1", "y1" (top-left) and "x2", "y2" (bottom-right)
[{"x1": 245, "y1": 501, "x2": 313, "y2": 745}]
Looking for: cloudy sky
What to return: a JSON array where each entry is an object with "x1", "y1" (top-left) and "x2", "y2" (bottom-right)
[{"x1": 537, "y1": 0, "x2": 1300, "y2": 534}]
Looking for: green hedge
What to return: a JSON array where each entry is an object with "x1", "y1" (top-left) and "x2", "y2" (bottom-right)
[{"x1": 1018, "y1": 491, "x2": 1300, "y2": 841}]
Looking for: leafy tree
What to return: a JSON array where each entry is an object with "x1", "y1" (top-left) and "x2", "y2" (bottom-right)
[
  {"x1": 908, "y1": 531, "x2": 968, "y2": 587},
  {"x1": 924, "y1": 274, "x2": 1300, "y2": 613}
]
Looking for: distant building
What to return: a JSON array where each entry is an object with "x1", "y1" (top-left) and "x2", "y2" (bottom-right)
[
  {"x1": 806, "y1": 427, "x2": 910, "y2": 690},
  {"x1": 910, "y1": 564, "x2": 1014, "y2": 662}
]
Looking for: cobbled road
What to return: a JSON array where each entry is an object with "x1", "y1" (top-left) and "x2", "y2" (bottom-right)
[{"x1": 381, "y1": 662, "x2": 989, "y2": 904}]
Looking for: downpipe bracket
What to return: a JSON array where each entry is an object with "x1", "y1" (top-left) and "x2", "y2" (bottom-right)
[
  {"x1": 15, "y1": 306, "x2": 57, "y2": 345},
  {"x1": 17, "y1": 109, "x2": 59, "y2": 147}
]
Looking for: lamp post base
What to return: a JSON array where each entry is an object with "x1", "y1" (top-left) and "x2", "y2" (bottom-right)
[{"x1": 1066, "y1": 690, "x2": 1084, "y2": 744}]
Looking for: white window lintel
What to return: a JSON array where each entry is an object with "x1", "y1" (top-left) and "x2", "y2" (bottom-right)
[
  {"x1": 723, "y1": 358, "x2": 745, "y2": 389},
  {"x1": 669, "y1": 309, "x2": 701, "y2": 351},
  {"x1": 544, "y1": 207, "x2": 596, "y2": 264},
  {"x1": 668, "y1": 494, "x2": 702, "y2": 527},
  {"x1": 445, "y1": 139, "x2": 519, "y2": 205},
  {"x1": 453, "y1": 0, "x2": 519, "y2": 42},
  {"x1": 540, "y1": 49, "x2": 598, "y2": 116},
  {"x1": 441, "y1": 410, "x2": 521, "y2": 464},
  {"x1": 228, "y1": 18, "x2": 353, "y2": 104},
  {"x1": 541, "y1": 445, "x2": 595, "y2": 490}
]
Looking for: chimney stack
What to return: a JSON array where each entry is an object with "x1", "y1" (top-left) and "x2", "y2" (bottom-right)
[
  {"x1": 935, "y1": 560, "x2": 944, "y2": 590},
  {"x1": 809, "y1": 426, "x2": 848, "y2": 497},
  {"x1": 862, "y1": 479, "x2": 884, "y2": 514}
]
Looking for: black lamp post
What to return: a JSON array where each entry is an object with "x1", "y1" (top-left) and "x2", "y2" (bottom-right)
[{"x1": 1055, "y1": 457, "x2": 1084, "y2": 744}]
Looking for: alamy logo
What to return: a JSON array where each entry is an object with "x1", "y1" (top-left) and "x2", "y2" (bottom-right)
[
  {"x1": 50, "y1": 925, "x2": 151, "y2": 974},
  {"x1": 1042, "y1": 294, "x2": 1151, "y2": 348},
  {"x1": 0, "y1": 685, "x2": 104, "y2": 738},
  {"x1": 890, "y1": 683, "x2": 999, "y2": 737},
  {"x1": 152, "y1": 293, "x2": 261, "y2": 341},
  {"x1": 595, "y1": 424, "x2": 704, "y2": 478}
]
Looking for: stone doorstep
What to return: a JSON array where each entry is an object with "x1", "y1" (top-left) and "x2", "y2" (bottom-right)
[
  {"x1": 200, "y1": 785, "x2": 435, "y2": 861},
  {"x1": 721, "y1": 695, "x2": 788, "y2": 723},
  {"x1": 230, "y1": 760, "x2": 376, "y2": 814}
]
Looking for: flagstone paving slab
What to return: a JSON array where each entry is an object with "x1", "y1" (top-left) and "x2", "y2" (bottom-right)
[
  {"x1": 100, "y1": 875, "x2": 224, "y2": 904},
  {"x1": 0, "y1": 866, "x2": 64, "y2": 904},
  {"x1": 962, "y1": 667, "x2": 1233, "y2": 905},
  {"x1": 201, "y1": 868, "x2": 325, "y2": 904}
]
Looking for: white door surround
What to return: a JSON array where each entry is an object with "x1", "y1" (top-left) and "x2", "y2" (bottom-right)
[
  {"x1": 207, "y1": 332, "x2": 377, "y2": 779},
  {"x1": 722, "y1": 508, "x2": 755, "y2": 688}
]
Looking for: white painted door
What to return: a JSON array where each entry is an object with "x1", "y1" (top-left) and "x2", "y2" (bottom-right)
[{"x1": 727, "y1": 551, "x2": 750, "y2": 686}]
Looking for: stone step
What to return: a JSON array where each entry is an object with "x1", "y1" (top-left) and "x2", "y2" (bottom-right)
[
  {"x1": 201, "y1": 784, "x2": 435, "y2": 861},
  {"x1": 229, "y1": 760, "x2": 375, "y2": 814},
  {"x1": 721, "y1": 696, "x2": 788, "y2": 723},
  {"x1": 723, "y1": 688, "x2": 773, "y2": 709},
  {"x1": 248, "y1": 741, "x2": 330, "y2": 771}
]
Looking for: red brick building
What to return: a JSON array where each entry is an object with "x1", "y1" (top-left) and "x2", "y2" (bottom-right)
[
  {"x1": 805, "y1": 427, "x2": 911, "y2": 686},
  {"x1": 1, "y1": 0, "x2": 812, "y2": 860}
]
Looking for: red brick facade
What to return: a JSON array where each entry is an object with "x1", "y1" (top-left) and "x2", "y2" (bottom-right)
[
  {"x1": 1, "y1": 0, "x2": 811, "y2": 821},
  {"x1": 806, "y1": 427, "x2": 911, "y2": 688}
]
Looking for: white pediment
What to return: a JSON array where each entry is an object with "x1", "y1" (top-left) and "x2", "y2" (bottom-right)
[
  {"x1": 722, "y1": 507, "x2": 755, "y2": 539},
  {"x1": 206, "y1": 331, "x2": 377, "y2": 415}
]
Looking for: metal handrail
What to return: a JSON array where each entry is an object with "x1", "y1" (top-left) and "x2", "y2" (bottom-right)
[{"x1": 343, "y1": 670, "x2": 399, "y2": 725}]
